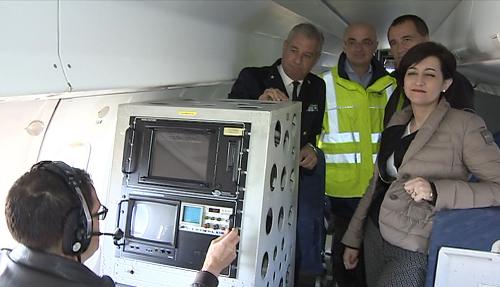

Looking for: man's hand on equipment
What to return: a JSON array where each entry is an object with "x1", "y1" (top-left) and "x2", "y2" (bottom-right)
[
  {"x1": 258, "y1": 88, "x2": 289, "y2": 101},
  {"x1": 201, "y1": 228, "x2": 240, "y2": 277}
]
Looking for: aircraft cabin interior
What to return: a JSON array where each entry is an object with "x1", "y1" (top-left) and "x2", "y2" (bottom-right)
[{"x1": 1, "y1": 1, "x2": 499, "y2": 287}]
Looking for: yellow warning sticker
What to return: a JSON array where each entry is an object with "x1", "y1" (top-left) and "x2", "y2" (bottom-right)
[
  {"x1": 177, "y1": 111, "x2": 197, "y2": 116},
  {"x1": 224, "y1": 127, "x2": 244, "y2": 136}
]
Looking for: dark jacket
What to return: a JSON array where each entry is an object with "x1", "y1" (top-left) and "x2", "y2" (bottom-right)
[
  {"x1": 383, "y1": 71, "x2": 475, "y2": 127},
  {"x1": 0, "y1": 245, "x2": 220, "y2": 287},
  {"x1": 229, "y1": 59, "x2": 327, "y2": 276},
  {"x1": 0, "y1": 245, "x2": 115, "y2": 287},
  {"x1": 229, "y1": 59, "x2": 326, "y2": 148}
]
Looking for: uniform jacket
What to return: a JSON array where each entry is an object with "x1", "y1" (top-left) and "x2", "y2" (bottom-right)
[
  {"x1": 0, "y1": 245, "x2": 220, "y2": 287},
  {"x1": 229, "y1": 59, "x2": 326, "y2": 148},
  {"x1": 229, "y1": 59, "x2": 327, "y2": 274},
  {"x1": 342, "y1": 99, "x2": 500, "y2": 253},
  {"x1": 319, "y1": 53, "x2": 396, "y2": 198}
]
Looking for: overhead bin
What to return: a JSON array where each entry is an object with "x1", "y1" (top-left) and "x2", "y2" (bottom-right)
[
  {"x1": 0, "y1": 1, "x2": 69, "y2": 98},
  {"x1": 56, "y1": 1, "x2": 318, "y2": 93},
  {"x1": 0, "y1": 0, "x2": 339, "y2": 98},
  {"x1": 434, "y1": 0, "x2": 500, "y2": 64}
]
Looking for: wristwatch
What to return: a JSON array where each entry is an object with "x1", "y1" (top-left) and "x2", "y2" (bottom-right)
[{"x1": 307, "y1": 143, "x2": 318, "y2": 155}]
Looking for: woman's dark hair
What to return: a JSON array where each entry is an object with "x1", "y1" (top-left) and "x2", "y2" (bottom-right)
[
  {"x1": 396, "y1": 41, "x2": 457, "y2": 89},
  {"x1": 5, "y1": 163, "x2": 94, "y2": 251}
]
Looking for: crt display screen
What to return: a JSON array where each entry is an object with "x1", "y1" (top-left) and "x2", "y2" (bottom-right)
[
  {"x1": 130, "y1": 201, "x2": 177, "y2": 245},
  {"x1": 149, "y1": 129, "x2": 212, "y2": 182},
  {"x1": 182, "y1": 206, "x2": 203, "y2": 224}
]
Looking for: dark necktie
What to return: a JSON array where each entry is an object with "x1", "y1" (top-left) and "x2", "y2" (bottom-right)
[{"x1": 292, "y1": 81, "x2": 300, "y2": 101}]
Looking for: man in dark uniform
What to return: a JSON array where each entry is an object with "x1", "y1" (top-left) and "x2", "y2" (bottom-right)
[
  {"x1": 229, "y1": 23, "x2": 326, "y2": 286},
  {"x1": 384, "y1": 14, "x2": 475, "y2": 126}
]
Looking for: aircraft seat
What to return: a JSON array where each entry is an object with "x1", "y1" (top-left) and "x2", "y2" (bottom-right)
[{"x1": 425, "y1": 206, "x2": 500, "y2": 287}]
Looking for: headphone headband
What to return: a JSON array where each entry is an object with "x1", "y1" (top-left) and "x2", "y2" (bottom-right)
[{"x1": 31, "y1": 161, "x2": 93, "y2": 255}]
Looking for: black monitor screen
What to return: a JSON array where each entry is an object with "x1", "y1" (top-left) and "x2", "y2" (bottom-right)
[
  {"x1": 149, "y1": 129, "x2": 212, "y2": 182},
  {"x1": 130, "y1": 201, "x2": 177, "y2": 245}
]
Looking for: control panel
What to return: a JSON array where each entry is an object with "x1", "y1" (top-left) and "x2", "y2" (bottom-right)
[
  {"x1": 124, "y1": 242, "x2": 175, "y2": 260},
  {"x1": 179, "y1": 203, "x2": 233, "y2": 235}
]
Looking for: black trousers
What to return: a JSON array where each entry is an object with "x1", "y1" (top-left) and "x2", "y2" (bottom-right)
[
  {"x1": 295, "y1": 152, "x2": 327, "y2": 287},
  {"x1": 331, "y1": 215, "x2": 367, "y2": 287}
]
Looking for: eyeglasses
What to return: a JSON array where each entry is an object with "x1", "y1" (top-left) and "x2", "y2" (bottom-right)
[{"x1": 92, "y1": 205, "x2": 108, "y2": 220}]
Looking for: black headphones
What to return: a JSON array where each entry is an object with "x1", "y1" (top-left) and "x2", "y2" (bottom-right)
[{"x1": 31, "y1": 161, "x2": 93, "y2": 256}]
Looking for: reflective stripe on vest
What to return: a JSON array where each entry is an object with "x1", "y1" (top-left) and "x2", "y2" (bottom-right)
[
  {"x1": 322, "y1": 132, "x2": 380, "y2": 144},
  {"x1": 325, "y1": 153, "x2": 360, "y2": 164},
  {"x1": 325, "y1": 153, "x2": 378, "y2": 164},
  {"x1": 385, "y1": 83, "x2": 395, "y2": 100},
  {"x1": 323, "y1": 69, "x2": 340, "y2": 134}
]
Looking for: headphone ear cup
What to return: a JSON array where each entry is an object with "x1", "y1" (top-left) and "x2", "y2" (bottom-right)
[{"x1": 62, "y1": 208, "x2": 88, "y2": 255}]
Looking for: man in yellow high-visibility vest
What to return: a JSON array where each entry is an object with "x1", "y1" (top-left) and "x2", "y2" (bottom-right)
[{"x1": 318, "y1": 23, "x2": 395, "y2": 287}]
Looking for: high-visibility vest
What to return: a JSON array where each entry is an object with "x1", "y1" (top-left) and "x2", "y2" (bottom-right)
[{"x1": 318, "y1": 67, "x2": 396, "y2": 198}]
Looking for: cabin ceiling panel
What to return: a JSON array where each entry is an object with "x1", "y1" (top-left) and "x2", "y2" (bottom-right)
[
  {"x1": 278, "y1": 0, "x2": 461, "y2": 48},
  {"x1": 273, "y1": 0, "x2": 345, "y2": 54}
]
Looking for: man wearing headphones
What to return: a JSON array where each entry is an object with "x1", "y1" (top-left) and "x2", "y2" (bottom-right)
[{"x1": 0, "y1": 161, "x2": 239, "y2": 287}]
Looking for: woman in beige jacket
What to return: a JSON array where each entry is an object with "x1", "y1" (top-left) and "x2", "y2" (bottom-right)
[{"x1": 341, "y1": 42, "x2": 500, "y2": 287}]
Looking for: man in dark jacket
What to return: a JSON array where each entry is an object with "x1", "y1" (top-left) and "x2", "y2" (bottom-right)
[
  {"x1": 0, "y1": 161, "x2": 238, "y2": 287},
  {"x1": 229, "y1": 23, "x2": 326, "y2": 286},
  {"x1": 383, "y1": 14, "x2": 475, "y2": 126},
  {"x1": 229, "y1": 22, "x2": 325, "y2": 170}
]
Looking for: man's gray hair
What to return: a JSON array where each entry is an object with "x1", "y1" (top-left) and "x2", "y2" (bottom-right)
[{"x1": 287, "y1": 23, "x2": 324, "y2": 52}]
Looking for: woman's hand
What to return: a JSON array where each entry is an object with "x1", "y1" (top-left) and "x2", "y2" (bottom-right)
[
  {"x1": 343, "y1": 246, "x2": 359, "y2": 270},
  {"x1": 403, "y1": 177, "x2": 433, "y2": 202}
]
